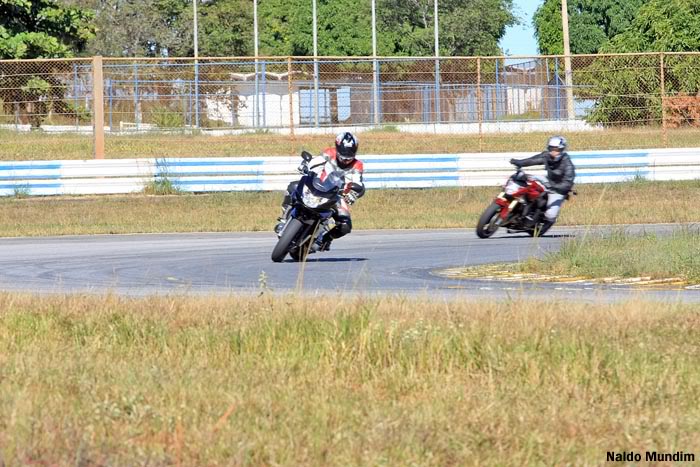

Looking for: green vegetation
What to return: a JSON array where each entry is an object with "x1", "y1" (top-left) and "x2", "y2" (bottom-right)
[
  {"x1": 0, "y1": 179, "x2": 698, "y2": 237},
  {"x1": 520, "y1": 229, "x2": 700, "y2": 282},
  {"x1": 0, "y1": 1, "x2": 93, "y2": 59},
  {"x1": 534, "y1": 0, "x2": 644, "y2": 55},
  {"x1": 0, "y1": 0, "x2": 94, "y2": 128},
  {"x1": 3, "y1": 127, "x2": 700, "y2": 160},
  {"x1": 602, "y1": 0, "x2": 700, "y2": 53},
  {"x1": 142, "y1": 178, "x2": 181, "y2": 196},
  {"x1": 0, "y1": 293, "x2": 699, "y2": 465}
]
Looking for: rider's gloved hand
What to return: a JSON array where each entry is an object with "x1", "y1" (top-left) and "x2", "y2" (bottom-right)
[
  {"x1": 297, "y1": 162, "x2": 308, "y2": 174},
  {"x1": 344, "y1": 191, "x2": 358, "y2": 205},
  {"x1": 509, "y1": 158, "x2": 522, "y2": 167}
]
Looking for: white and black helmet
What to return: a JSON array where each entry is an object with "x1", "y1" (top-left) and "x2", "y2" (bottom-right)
[
  {"x1": 335, "y1": 131, "x2": 358, "y2": 165},
  {"x1": 546, "y1": 135, "x2": 567, "y2": 161}
]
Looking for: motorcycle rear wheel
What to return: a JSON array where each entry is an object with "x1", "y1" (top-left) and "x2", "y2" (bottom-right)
[
  {"x1": 476, "y1": 202, "x2": 502, "y2": 238},
  {"x1": 271, "y1": 218, "x2": 303, "y2": 262}
]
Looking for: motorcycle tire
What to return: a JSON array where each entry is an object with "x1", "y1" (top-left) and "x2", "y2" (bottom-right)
[
  {"x1": 289, "y1": 241, "x2": 310, "y2": 262},
  {"x1": 271, "y1": 218, "x2": 303, "y2": 262},
  {"x1": 476, "y1": 202, "x2": 502, "y2": 238}
]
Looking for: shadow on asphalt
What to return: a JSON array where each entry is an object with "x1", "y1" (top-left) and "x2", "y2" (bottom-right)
[
  {"x1": 499, "y1": 233, "x2": 576, "y2": 239},
  {"x1": 284, "y1": 257, "x2": 369, "y2": 263}
]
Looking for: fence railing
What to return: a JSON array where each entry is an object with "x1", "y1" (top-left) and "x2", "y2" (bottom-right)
[
  {"x1": 3, "y1": 53, "x2": 700, "y2": 158},
  {"x1": 0, "y1": 148, "x2": 697, "y2": 197}
]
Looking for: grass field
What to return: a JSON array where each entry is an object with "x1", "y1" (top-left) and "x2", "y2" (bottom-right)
[
  {"x1": 1, "y1": 293, "x2": 699, "y2": 465},
  {"x1": 2, "y1": 127, "x2": 700, "y2": 160},
  {"x1": 0, "y1": 179, "x2": 698, "y2": 237},
  {"x1": 518, "y1": 229, "x2": 700, "y2": 282}
]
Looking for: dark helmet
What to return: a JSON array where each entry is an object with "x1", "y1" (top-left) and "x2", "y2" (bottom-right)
[
  {"x1": 546, "y1": 135, "x2": 567, "y2": 162},
  {"x1": 335, "y1": 131, "x2": 358, "y2": 166}
]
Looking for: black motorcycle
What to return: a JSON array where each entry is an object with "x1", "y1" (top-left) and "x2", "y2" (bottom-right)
[{"x1": 271, "y1": 151, "x2": 358, "y2": 262}]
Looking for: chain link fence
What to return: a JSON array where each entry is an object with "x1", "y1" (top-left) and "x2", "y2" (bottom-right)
[{"x1": 2, "y1": 53, "x2": 700, "y2": 158}]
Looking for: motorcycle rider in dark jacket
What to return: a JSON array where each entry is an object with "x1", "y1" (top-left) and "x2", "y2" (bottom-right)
[{"x1": 509, "y1": 135, "x2": 576, "y2": 235}]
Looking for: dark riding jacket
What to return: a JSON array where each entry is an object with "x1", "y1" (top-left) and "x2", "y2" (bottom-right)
[{"x1": 515, "y1": 151, "x2": 576, "y2": 195}]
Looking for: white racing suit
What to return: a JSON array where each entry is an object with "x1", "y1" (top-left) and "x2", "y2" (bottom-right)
[{"x1": 279, "y1": 148, "x2": 365, "y2": 248}]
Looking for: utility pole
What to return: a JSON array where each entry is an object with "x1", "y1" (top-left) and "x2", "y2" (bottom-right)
[
  {"x1": 193, "y1": 0, "x2": 200, "y2": 128},
  {"x1": 254, "y1": 0, "x2": 259, "y2": 127},
  {"x1": 433, "y1": 0, "x2": 440, "y2": 123},
  {"x1": 371, "y1": 0, "x2": 380, "y2": 125},
  {"x1": 561, "y1": 0, "x2": 575, "y2": 120},
  {"x1": 312, "y1": 0, "x2": 320, "y2": 127},
  {"x1": 193, "y1": 0, "x2": 198, "y2": 58}
]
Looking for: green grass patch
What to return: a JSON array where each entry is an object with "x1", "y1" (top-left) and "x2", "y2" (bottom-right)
[
  {"x1": 0, "y1": 293, "x2": 699, "y2": 464},
  {"x1": 0, "y1": 180, "x2": 699, "y2": 237},
  {"x1": 142, "y1": 177, "x2": 182, "y2": 196},
  {"x1": 520, "y1": 230, "x2": 700, "y2": 282}
]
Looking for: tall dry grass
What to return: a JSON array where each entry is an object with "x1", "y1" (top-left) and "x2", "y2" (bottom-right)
[
  {"x1": 0, "y1": 180, "x2": 698, "y2": 237},
  {"x1": 0, "y1": 293, "x2": 698, "y2": 465},
  {"x1": 2, "y1": 127, "x2": 700, "y2": 160},
  {"x1": 519, "y1": 229, "x2": 700, "y2": 282}
]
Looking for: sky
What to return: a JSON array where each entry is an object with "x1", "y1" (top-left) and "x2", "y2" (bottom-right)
[{"x1": 499, "y1": 0, "x2": 543, "y2": 56}]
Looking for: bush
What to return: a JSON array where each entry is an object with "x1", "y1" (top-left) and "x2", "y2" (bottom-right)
[{"x1": 664, "y1": 93, "x2": 700, "y2": 128}]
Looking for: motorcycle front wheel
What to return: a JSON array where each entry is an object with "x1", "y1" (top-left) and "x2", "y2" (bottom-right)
[
  {"x1": 476, "y1": 202, "x2": 502, "y2": 239},
  {"x1": 271, "y1": 218, "x2": 303, "y2": 262},
  {"x1": 289, "y1": 241, "x2": 310, "y2": 262}
]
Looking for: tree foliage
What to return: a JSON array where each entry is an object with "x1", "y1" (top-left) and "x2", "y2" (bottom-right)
[
  {"x1": 533, "y1": 0, "x2": 643, "y2": 55},
  {"x1": 601, "y1": 0, "x2": 700, "y2": 53},
  {"x1": 60, "y1": 0, "x2": 515, "y2": 58},
  {"x1": 0, "y1": 0, "x2": 94, "y2": 58},
  {"x1": 0, "y1": 0, "x2": 94, "y2": 128},
  {"x1": 583, "y1": 0, "x2": 700, "y2": 126}
]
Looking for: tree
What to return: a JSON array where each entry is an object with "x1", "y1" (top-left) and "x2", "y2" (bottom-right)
[
  {"x1": 601, "y1": 0, "x2": 700, "y2": 53},
  {"x1": 1, "y1": 0, "x2": 94, "y2": 128},
  {"x1": 196, "y1": 0, "x2": 252, "y2": 57},
  {"x1": 61, "y1": 0, "x2": 191, "y2": 57},
  {"x1": 258, "y1": 0, "x2": 377, "y2": 56},
  {"x1": 379, "y1": 0, "x2": 516, "y2": 56},
  {"x1": 533, "y1": 0, "x2": 644, "y2": 55},
  {"x1": 258, "y1": 0, "x2": 515, "y2": 57},
  {"x1": 0, "y1": 0, "x2": 94, "y2": 58},
  {"x1": 65, "y1": 0, "x2": 252, "y2": 57},
  {"x1": 585, "y1": 0, "x2": 700, "y2": 126}
]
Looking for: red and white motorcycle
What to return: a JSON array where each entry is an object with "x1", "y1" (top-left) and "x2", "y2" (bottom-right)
[{"x1": 476, "y1": 169, "x2": 551, "y2": 238}]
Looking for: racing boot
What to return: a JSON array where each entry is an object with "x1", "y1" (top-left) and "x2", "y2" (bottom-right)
[
  {"x1": 537, "y1": 219, "x2": 555, "y2": 237},
  {"x1": 310, "y1": 232, "x2": 332, "y2": 253}
]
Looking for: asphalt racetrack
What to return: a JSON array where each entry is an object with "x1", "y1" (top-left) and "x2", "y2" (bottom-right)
[{"x1": 0, "y1": 224, "x2": 697, "y2": 302}]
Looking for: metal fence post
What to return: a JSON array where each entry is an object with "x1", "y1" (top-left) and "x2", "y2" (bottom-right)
[
  {"x1": 555, "y1": 57, "x2": 561, "y2": 119},
  {"x1": 262, "y1": 60, "x2": 267, "y2": 127},
  {"x1": 287, "y1": 57, "x2": 295, "y2": 143},
  {"x1": 187, "y1": 81, "x2": 192, "y2": 127},
  {"x1": 495, "y1": 59, "x2": 500, "y2": 120},
  {"x1": 92, "y1": 56, "x2": 105, "y2": 159},
  {"x1": 660, "y1": 53, "x2": 668, "y2": 147},
  {"x1": 107, "y1": 78, "x2": 113, "y2": 132},
  {"x1": 477, "y1": 57, "x2": 483, "y2": 152},
  {"x1": 434, "y1": 58, "x2": 441, "y2": 124},
  {"x1": 194, "y1": 60, "x2": 200, "y2": 128},
  {"x1": 254, "y1": 57, "x2": 259, "y2": 128},
  {"x1": 73, "y1": 63, "x2": 79, "y2": 131}
]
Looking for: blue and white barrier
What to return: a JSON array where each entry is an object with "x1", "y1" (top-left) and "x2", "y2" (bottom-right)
[{"x1": 0, "y1": 148, "x2": 698, "y2": 196}]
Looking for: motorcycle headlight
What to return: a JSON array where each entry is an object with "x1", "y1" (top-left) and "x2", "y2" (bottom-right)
[
  {"x1": 504, "y1": 180, "x2": 520, "y2": 195},
  {"x1": 301, "y1": 188, "x2": 326, "y2": 208}
]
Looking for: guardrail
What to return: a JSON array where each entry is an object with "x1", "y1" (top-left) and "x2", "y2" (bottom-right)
[{"x1": 0, "y1": 148, "x2": 698, "y2": 196}]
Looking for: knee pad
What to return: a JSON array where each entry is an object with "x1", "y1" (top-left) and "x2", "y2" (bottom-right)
[{"x1": 338, "y1": 221, "x2": 352, "y2": 236}]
